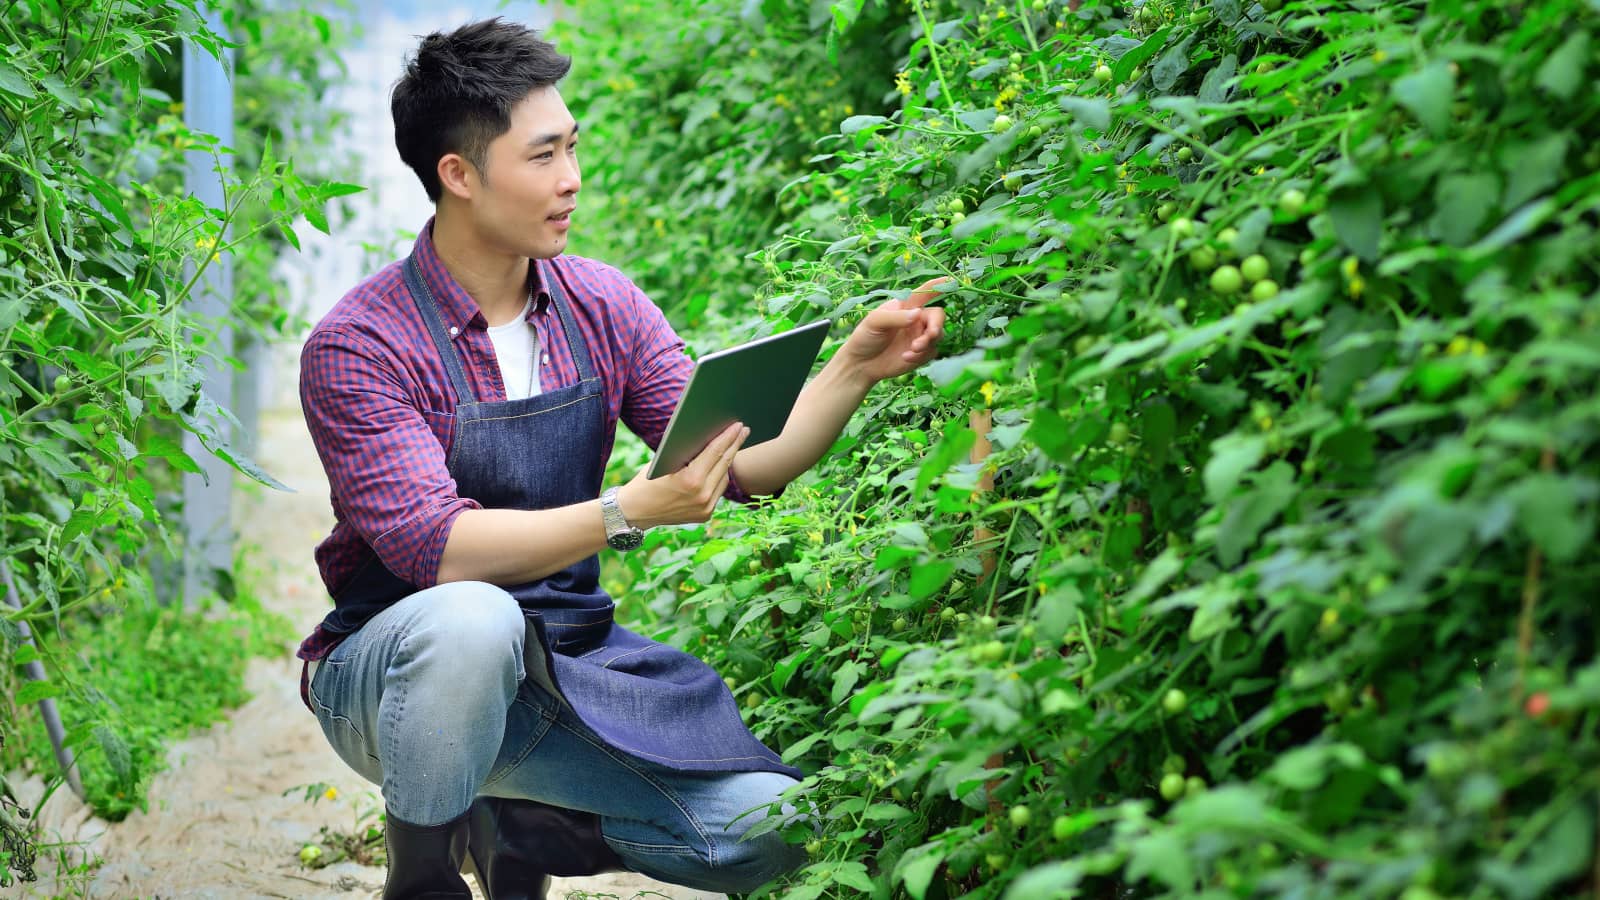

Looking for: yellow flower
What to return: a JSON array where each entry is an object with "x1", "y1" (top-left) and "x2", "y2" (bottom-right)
[
  {"x1": 1446, "y1": 335, "x2": 1471, "y2": 356},
  {"x1": 843, "y1": 104, "x2": 854, "y2": 115},
  {"x1": 1372, "y1": 50, "x2": 1388, "y2": 63},
  {"x1": 895, "y1": 71, "x2": 913, "y2": 96},
  {"x1": 324, "y1": 787, "x2": 338, "y2": 801},
  {"x1": 980, "y1": 381, "x2": 996, "y2": 405},
  {"x1": 808, "y1": 530, "x2": 823, "y2": 544}
]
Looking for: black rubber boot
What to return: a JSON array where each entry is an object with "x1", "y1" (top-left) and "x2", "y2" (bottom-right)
[
  {"x1": 464, "y1": 796, "x2": 624, "y2": 899},
  {"x1": 382, "y1": 809, "x2": 472, "y2": 899}
]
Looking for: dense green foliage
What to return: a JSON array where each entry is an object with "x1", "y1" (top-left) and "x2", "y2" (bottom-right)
[
  {"x1": 1, "y1": 0, "x2": 352, "y2": 878},
  {"x1": 565, "y1": 0, "x2": 1600, "y2": 896}
]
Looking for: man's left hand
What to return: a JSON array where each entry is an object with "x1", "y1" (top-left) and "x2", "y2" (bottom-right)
[{"x1": 838, "y1": 277, "x2": 950, "y2": 384}]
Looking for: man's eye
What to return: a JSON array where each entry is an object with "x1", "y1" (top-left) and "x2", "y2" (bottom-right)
[{"x1": 535, "y1": 152, "x2": 554, "y2": 160}]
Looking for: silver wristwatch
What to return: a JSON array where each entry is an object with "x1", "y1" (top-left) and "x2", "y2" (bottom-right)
[{"x1": 600, "y1": 486, "x2": 645, "y2": 551}]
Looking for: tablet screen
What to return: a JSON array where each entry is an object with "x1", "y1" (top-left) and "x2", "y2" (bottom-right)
[{"x1": 646, "y1": 319, "x2": 831, "y2": 479}]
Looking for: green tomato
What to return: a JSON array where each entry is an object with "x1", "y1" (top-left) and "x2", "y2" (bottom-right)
[
  {"x1": 1188, "y1": 246, "x2": 1218, "y2": 272},
  {"x1": 298, "y1": 844, "x2": 322, "y2": 865},
  {"x1": 1032, "y1": 0, "x2": 1047, "y2": 10},
  {"x1": 1026, "y1": 124, "x2": 1043, "y2": 139},
  {"x1": 940, "y1": 606, "x2": 957, "y2": 621},
  {"x1": 1210, "y1": 265, "x2": 1244, "y2": 295},
  {"x1": 986, "y1": 852, "x2": 1009, "y2": 871},
  {"x1": 1162, "y1": 753, "x2": 1186, "y2": 775},
  {"x1": 1169, "y1": 217, "x2": 1195, "y2": 238},
  {"x1": 94, "y1": 422, "x2": 109, "y2": 436},
  {"x1": 1156, "y1": 202, "x2": 1176, "y2": 222},
  {"x1": 949, "y1": 196, "x2": 965, "y2": 214},
  {"x1": 1185, "y1": 775, "x2": 1207, "y2": 796},
  {"x1": 1094, "y1": 64, "x2": 1113, "y2": 84},
  {"x1": 1108, "y1": 422, "x2": 1130, "y2": 444},
  {"x1": 992, "y1": 114, "x2": 1014, "y2": 133},
  {"x1": 1251, "y1": 279, "x2": 1279, "y2": 301},
  {"x1": 1052, "y1": 815, "x2": 1073, "y2": 841},
  {"x1": 1176, "y1": 146, "x2": 1194, "y2": 162},
  {"x1": 1010, "y1": 52, "x2": 1024, "y2": 65},
  {"x1": 979, "y1": 640, "x2": 1006, "y2": 662},
  {"x1": 1217, "y1": 226, "x2": 1240, "y2": 257},
  {"x1": 1162, "y1": 688, "x2": 1188, "y2": 714},
  {"x1": 53, "y1": 374, "x2": 71, "y2": 394},
  {"x1": 1004, "y1": 173, "x2": 1023, "y2": 191},
  {"x1": 1241, "y1": 254, "x2": 1270, "y2": 284},
  {"x1": 1159, "y1": 772, "x2": 1186, "y2": 801},
  {"x1": 949, "y1": 211, "x2": 966, "y2": 225},
  {"x1": 893, "y1": 616, "x2": 909, "y2": 631},
  {"x1": 1279, "y1": 188, "x2": 1307, "y2": 217},
  {"x1": 1009, "y1": 805, "x2": 1031, "y2": 829},
  {"x1": 805, "y1": 839, "x2": 823, "y2": 855}
]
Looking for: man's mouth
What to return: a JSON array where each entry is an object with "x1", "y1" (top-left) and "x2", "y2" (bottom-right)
[{"x1": 548, "y1": 208, "x2": 574, "y2": 223}]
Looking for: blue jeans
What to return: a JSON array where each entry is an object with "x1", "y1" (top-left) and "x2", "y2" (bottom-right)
[{"x1": 306, "y1": 582, "x2": 805, "y2": 893}]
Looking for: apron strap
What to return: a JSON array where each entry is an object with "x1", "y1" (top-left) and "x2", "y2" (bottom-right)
[
  {"x1": 538, "y1": 258, "x2": 596, "y2": 383},
  {"x1": 404, "y1": 255, "x2": 477, "y2": 404}
]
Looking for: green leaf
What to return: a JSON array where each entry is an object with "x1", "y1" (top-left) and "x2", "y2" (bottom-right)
[
  {"x1": 1027, "y1": 407, "x2": 1073, "y2": 462},
  {"x1": 1058, "y1": 97, "x2": 1110, "y2": 132},
  {"x1": 1430, "y1": 173, "x2": 1499, "y2": 246},
  {"x1": 141, "y1": 432, "x2": 202, "y2": 474},
  {"x1": 1267, "y1": 742, "x2": 1366, "y2": 791},
  {"x1": 1328, "y1": 185, "x2": 1384, "y2": 261},
  {"x1": 916, "y1": 419, "x2": 976, "y2": 495},
  {"x1": 0, "y1": 60, "x2": 36, "y2": 99},
  {"x1": 1127, "y1": 830, "x2": 1194, "y2": 890},
  {"x1": 771, "y1": 648, "x2": 812, "y2": 693},
  {"x1": 1535, "y1": 31, "x2": 1589, "y2": 100},
  {"x1": 831, "y1": 660, "x2": 862, "y2": 704},
  {"x1": 15, "y1": 679, "x2": 58, "y2": 705},
  {"x1": 13, "y1": 643, "x2": 39, "y2": 666},
  {"x1": 896, "y1": 846, "x2": 946, "y2": 900},
  {"x1": 1391, "y1": 60, "x2": 1453, "y2": 137},
  {"x1": 832, "y1": 860, "x2": 877, "y2": 892},
  {"x1": 840, "y1": 114, "x2": 890, "y2": 135},
  {"x1": 1203, "y1": 433, "x2": 1266, "y2": 501},
  {"x1": 1513, "y1": 474, "x2": 1592, "y2": 562},
  {"x1": 1152, "y1": 36, "x2": 1195, "y2": 91},
  {"x1": 1216, "y1": 462, "x2": 1296, "y2": 566},
  {"x1": 1114, "y1": 26, "x2": 1172, "y2": 82},
  {"x1": 909, "y1": 559, "x2": 955, "y2": 599},
  {"x1": 1197, "y1": 53, "x2": 1237, "y2": 103}
]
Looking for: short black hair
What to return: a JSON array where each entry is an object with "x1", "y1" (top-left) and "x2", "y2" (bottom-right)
[{"x1": 391, "y1": 18, "x2": 572, "y2": 203}]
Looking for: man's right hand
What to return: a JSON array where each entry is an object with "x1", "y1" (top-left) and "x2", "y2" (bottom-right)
[{"x1": 617, "y1": 422, "x2": 750, "y2": 529}]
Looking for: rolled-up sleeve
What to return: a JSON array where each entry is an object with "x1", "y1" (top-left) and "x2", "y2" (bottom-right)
[
  {"x1": 617, "y1": 284, "x2": 764, "y2": 504},
  {"x1": 300, "y1": 327, "x2": 481, "y2": 587}
]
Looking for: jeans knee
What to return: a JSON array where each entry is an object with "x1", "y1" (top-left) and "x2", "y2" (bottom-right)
[
  {"x1": 399, "y1": 581, "x2": 524, "y2": 679},
  {"x1": 710, "y1": 828, "x2": 806, "y2": 892}
]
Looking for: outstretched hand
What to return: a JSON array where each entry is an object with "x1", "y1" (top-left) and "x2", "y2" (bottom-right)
[{"x1": 838, "y1": 277, "x2": 950, "y2": 384}]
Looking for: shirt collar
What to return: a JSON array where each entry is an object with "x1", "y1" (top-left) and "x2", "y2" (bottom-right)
[{"x1": 413, "y1": 218, "x2": 552, "y2": 336}]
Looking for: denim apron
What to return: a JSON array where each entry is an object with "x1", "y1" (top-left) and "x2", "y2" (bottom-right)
[{"x1": 320, "y1": 253, "x2": 796, "y2": 778}]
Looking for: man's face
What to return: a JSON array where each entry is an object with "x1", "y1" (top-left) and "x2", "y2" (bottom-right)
[{"x1": 468, "y1": 87, "x2": 580, "y2": 260}]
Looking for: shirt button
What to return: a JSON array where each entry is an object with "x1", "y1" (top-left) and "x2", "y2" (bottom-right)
[
  {"x1": 448, "y1": 326, "x2": 459, "y2": 337},
  {"x1": 542, "y1": 355, "x2": 550, "y2": 365}
]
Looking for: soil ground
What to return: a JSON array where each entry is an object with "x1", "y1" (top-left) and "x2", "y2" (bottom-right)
[{"x1": 10, "y1": 402, "x2": 720, "y2": 900}]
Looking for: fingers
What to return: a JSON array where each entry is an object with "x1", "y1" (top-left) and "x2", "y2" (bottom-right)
[
  {"x1": 903, "y1": 276, "x2": 953, "y2": 309},
  {"x1": 902, "y1": 307, "x2": 948, "y2": 359},
  {"x1": 686, "y1": 422, "x2": 746, "y2": 480}
]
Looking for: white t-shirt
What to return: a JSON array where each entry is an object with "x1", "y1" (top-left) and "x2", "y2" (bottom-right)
[{"x1": 487, "y1": 298, "x2": 543, "y2": 401}]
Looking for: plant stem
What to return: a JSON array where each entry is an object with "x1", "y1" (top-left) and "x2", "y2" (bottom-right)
[{"x1": 912, "y1": 0, "x2": 957, "y2": 116}]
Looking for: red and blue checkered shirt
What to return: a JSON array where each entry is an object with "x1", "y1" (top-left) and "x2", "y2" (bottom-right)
[{"x1": 295, "y1": 220, "x2": 751, "y2": 681}]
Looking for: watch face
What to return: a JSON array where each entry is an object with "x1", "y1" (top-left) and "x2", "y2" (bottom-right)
[{"x1": 608, "y1": 530, "x2": 644, "y2": 552}]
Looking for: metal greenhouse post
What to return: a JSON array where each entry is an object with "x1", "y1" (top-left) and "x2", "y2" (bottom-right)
[{"x1": 180, "y1": 6, "x2": 236, "y2": 609}]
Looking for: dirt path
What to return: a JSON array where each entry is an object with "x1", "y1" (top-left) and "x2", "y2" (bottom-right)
[{"x1": 13, "y1": 401, "x2": 720, "y2": 900}]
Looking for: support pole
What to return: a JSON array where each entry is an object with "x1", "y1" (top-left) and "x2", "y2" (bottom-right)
[
  {"x1": 180, "y1": 5, "x2": 236, "y2": 608},
  {"x1": 1, "y1": 563, "x2": 85, "y2": 802}
]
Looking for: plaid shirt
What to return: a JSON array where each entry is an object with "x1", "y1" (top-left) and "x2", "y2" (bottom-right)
[{"x1": 296, "y1": 221, "x2": 751, "y2": 696}]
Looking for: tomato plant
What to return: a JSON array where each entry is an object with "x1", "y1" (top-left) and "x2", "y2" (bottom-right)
[{"x1": 578, "y1": 0, "x2": 1600, "y2": 895}]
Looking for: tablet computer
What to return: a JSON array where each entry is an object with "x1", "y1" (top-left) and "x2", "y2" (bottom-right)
[{"x1": 646, "y1": 319, "x2": 831, "y2": 479}]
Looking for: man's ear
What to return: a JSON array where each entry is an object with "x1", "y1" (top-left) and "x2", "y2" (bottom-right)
[{"x1": 436, "y1": 153, "x2": 477, "y2": 202}]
